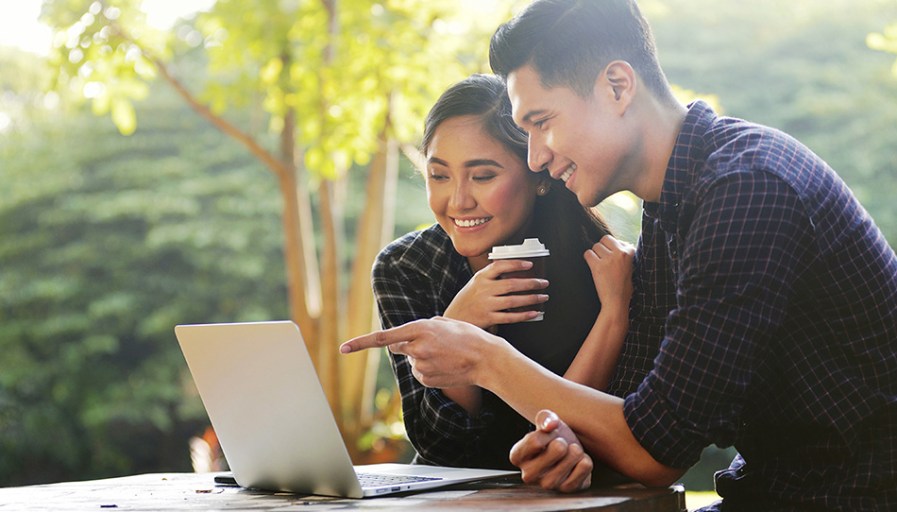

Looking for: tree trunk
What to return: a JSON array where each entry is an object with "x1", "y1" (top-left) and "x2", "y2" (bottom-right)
[
  {"x1": 314, "y1": 0, "x2": 344, "y2": 428},
  {"x1": 279, "y1": 100, "x2": 321, "y2": 357},
  {"x1": 342, "y1": 132, "x2": 399, "y2": 443},
  {"x1": 318, "y1": 177, "x2": 344, "y2": 423}
]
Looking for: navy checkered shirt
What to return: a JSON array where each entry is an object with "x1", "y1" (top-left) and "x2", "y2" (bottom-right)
[{"x1": 622, "y1": 101, "x2": 897, "y2": 510}]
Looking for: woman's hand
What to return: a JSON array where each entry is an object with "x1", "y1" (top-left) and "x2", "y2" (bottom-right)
[
  {"x1": 443, "y1": 259, "x2": 549, "y2": 329},
  {"x1": 583, "y1": 235, "x2": 635, "y2": 317},
  {"x1": 562, "y1": 235, "x2": 634, "y2": 390}
]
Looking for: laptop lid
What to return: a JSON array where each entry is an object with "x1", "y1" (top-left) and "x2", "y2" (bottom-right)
[{"x1": 174, "y1": 321, "x2": 516, "y2": 498}]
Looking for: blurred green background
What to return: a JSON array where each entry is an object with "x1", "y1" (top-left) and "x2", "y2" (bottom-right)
[{"x1": 1, "y1": 1, "x2": 895, "y2": 506}]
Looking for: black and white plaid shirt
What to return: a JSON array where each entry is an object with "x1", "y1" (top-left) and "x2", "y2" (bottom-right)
[
  {"x1": 372, "y1": 227, "x2": 486, "y2": 467},
  {"x1": 373, "y1": 224, "x2": 611, "y2": 469},
  {"x1": 623, "y1": 101, "x2": 897, "y2": 510}
]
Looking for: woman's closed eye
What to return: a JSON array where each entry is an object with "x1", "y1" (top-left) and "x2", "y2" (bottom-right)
[
  {"x1": 427, "y1": 170, "x2": 449, "y2": 182},
  {"x1": 472, "y1": 172, "x2": 497, "y2": 182}
]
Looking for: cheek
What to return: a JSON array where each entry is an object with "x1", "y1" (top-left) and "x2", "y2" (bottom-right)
[
  {"x1": 482, "y1": 182, "x2": 515, "y2": 210},
  {"x1": 425, "y1": 184, "x2": 443, "y2": 212},
  {"x1": 485, "y1": 180, "x2": 537, "y2": 220}
]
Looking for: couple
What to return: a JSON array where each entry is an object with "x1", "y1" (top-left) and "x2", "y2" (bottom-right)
[{"x1": 343, "y1": 1, "x2": 897, "y2": 510}]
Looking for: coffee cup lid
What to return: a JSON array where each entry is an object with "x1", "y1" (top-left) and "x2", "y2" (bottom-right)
[{"x1": 488, "y1": 238, "x2": 550, "y2": 259}]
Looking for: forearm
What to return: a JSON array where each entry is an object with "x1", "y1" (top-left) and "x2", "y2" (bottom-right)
[
  {"x1": 442, "y1": 386, "x2": 482, "y2": 415},
  {"x1": 479, "y1": 345, "x2": 683, "y2": 486},
  {"x1": 563, "y1": 305, "x2": 628, "y2": 390}
]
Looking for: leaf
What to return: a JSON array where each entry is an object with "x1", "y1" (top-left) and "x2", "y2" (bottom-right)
[{"x1": 110, "y1": 97, "x2": 136, "y2": 135}]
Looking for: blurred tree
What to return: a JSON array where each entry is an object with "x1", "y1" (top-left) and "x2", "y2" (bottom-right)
[
  {"x1": 0, "y1": 46, "x2": 55, "y2": 131},
  {"x1": 0, "y1": 76, "x2": 290, "y2": 483},
  {"x1": 38, "y1": 0, "x2": 522, "y2": 456},
  {"x1": 868, "y1": 20, "x2": 897, "y2": 76}
]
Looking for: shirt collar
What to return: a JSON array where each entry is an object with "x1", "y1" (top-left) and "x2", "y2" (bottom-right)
[{"x1": 650, "y1": 100, "x2": 717, "y2": 231}]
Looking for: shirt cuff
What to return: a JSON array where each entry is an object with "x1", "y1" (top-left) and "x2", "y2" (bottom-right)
[{"x1": 623, "y1": 374, "x2": 706, "y2": 469}]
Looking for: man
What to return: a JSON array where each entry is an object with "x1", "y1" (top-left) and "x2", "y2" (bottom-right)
[{"x1": 342, "y1": 0, "x2": 897, "y2": 509}]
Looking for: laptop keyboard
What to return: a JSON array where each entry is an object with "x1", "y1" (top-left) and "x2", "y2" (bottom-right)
[{"x1": 356, "y1": 472, "x2": 443, "y2": 488}]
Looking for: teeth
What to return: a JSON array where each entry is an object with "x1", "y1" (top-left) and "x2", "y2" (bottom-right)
[
  {"x1": 454, "y1": 217, "x2": 489, "y2": 228},
  {"x1": 559, "y1": 163, "x2": 576, "y2": 183}
]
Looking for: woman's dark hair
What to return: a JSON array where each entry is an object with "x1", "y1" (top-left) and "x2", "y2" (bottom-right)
[
  {"x1": 421, "y1": 73, "x2": 610, "y2": 259},
  {"x1": 490, "y1": 0, "x2": 674, "y2": 103},
  {"x1": 422, "y1": 74, "x2": 527, "y2": 161}
]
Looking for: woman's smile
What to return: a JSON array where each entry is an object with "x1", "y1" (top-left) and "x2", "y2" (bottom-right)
[
  {"x1": 453, "y1": 217, "x2": 492, "y2": 229},
  {"x1": 425, "y1": 115, "x2": 539, "y2": 260}
]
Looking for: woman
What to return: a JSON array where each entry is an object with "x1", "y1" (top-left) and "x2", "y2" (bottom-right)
[{"x1": 373, "y1": 74, "x2": 632, "y2": 469}]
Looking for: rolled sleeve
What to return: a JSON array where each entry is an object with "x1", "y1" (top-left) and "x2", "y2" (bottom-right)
[{"x1": 624, "y1": 374, "x2": 706, "y2": 468}]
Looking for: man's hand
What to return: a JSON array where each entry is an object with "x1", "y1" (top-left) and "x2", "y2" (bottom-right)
[
  {"x1": 340, "y1": 317, "x2": 507, "y2": 389},
  {"x1": 510, "y1": 410, "x2": 593, "y2": 492}
]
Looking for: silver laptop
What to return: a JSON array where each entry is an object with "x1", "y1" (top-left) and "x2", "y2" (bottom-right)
[{"x1": 174, "y1": 320, "x2": 517, "y2": 498}]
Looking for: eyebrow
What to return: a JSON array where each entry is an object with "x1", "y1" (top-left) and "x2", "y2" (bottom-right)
[{"x1": 428, "y1": 157, "x2": 505, "y2": 169}]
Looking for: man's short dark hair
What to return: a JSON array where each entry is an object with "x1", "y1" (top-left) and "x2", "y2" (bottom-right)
[{"x1": 489, "y1": 0, "x2": 672, "y2": 100}]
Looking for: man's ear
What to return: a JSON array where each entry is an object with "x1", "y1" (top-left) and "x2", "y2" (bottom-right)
[{"x1": 597, "y1": 60, "x2": 636, "y2": 111}]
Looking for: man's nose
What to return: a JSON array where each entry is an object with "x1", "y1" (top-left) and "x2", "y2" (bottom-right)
[{"x1": 527, "y1": 135, "x2": 551, "y2": 174}]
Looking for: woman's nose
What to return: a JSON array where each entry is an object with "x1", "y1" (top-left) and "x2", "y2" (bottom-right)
[{"x1": 450, "y1": 181, "x2": 476, "y2": 210}]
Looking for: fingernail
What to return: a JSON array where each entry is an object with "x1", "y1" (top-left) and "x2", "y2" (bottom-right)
[
  {"x1": 339, "y1": 344, "x2": 351, "y2": 354},
  {"x1": 541, "y1": 412, "x2": 556, "y2": 430}
]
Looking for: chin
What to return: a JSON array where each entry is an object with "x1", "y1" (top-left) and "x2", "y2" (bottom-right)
[
  {"x1": 574, "y1": 189, "x2": 598, "y2": 208},
  {"x1": 579, "y1": 187, "x2": 611, "y2": 208},
  {"x1": 455, "y1": 246, "x2": 489, "y2": 259}
]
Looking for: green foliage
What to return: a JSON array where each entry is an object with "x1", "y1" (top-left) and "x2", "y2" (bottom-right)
[
  {"x1": 0, "y1": 78, "x2": 288, "y2": 484},
  {"x1": 0, "y1": 47, "x2": 57, "y2": 133},
  {"x1": 42, "y1": 0, "x2": 521, "y2": 179},
  {"x1": 41, "y1": 0, "x2": 164, "y2": 135},
  {"x1": 868, "y1": 20, "x2": 897, "y2": 75}
]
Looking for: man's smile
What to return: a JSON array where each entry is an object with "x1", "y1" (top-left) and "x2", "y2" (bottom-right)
[{"x1": 559, "y1": 163, "x2": 576, "y2": 183}]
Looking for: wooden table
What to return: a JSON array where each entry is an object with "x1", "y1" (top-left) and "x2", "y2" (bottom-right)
[{"x1": 0, "y1": 472, "x2": 685, "y2": 511}]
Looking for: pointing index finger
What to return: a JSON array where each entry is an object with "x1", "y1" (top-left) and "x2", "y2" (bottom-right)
[{"x1": 340, "y1": 325, "x2": 409, "y2": 354}]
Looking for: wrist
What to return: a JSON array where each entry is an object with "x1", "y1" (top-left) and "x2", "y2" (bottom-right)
[
  {"x1": 474, "y1": 332, "x2": 510, "y2": 390},
  {"x1": 442, "y1": 303, "x2": 460, "y2": 321},
  {"x1": 598, "y1": 301, "x2": 629, "y2": 321}
]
